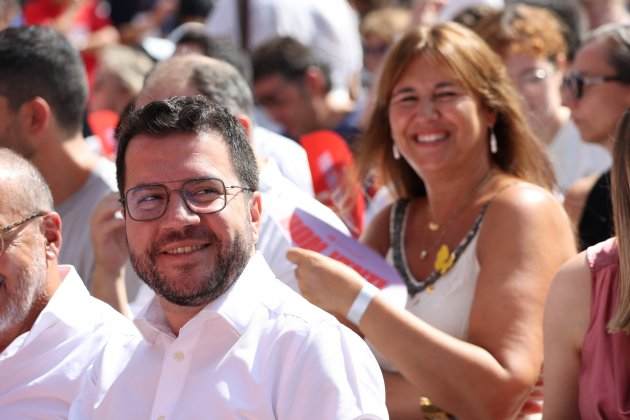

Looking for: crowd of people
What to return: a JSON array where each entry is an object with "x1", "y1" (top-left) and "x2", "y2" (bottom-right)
[{"x1": 1, "y1": 0, "x2": 630, "y2": 419}]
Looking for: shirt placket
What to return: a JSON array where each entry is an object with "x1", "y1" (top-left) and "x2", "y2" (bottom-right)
[{"x1": 149, "y1": 330, "x2": 200, "y2": 420}]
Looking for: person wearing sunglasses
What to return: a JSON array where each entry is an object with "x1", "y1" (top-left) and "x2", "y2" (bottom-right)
[
  {"x1": 475, "y1": 4, "x2": 611, "y2": 193},
  {"x1": 562, "y1": 23, "x2": 630, "y2": 250},
  {"x1": 69, "y1": 96, "x2": 388, "y2": 419},
  {"x1": 0, "y1": 148, "x2": 137, "y2": 417}
]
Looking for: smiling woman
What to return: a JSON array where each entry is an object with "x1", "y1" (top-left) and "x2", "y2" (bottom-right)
[{"x1": 288, "y1": 22, "x2": 576, "y2": 419}]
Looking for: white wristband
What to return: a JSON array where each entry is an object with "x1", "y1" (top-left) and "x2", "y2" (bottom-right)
[{"x1": 346, "y1": 283, "x2": 379, "y2": 326}]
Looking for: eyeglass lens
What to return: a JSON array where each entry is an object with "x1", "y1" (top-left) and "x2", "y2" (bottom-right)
[
  {"x1": 126, "y1": 178, "x2": 228, "y2": 221},
  {"x1": 0, "y1": 212, "x2": 45, "y2": 255},
  {"x1": 563, "y1": 74, "x2": 583, "y2": 99}
]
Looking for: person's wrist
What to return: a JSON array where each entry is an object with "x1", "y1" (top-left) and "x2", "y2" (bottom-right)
[
  {"x1": 92, "y1": 260, "x2": 126, "y2": 282},
  {"x1": 346, "y1": 282, "x2": 379, "y2": 326}
]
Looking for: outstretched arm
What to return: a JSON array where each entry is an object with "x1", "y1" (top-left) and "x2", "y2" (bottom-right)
[{"x1": 288, "y1": 186, "x2": 576, "y2": 419}]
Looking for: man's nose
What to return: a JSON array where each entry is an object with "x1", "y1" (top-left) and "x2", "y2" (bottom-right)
[{"x1": 161, "y1": 191, "x2": 200, "y2": 226}]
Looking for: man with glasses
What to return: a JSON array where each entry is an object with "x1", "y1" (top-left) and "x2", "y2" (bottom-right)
[
  {"x1": 89, "y1": 54, "x2": 350, "y2": 315},
  {"x1": 561, "y1": 23, "x2": 630, "y2": 249},
  {"x1": 69, "y1": 96, "x2": 387, "y2": 419},
  {"x1": 0, "y1": 148, "x2": 138, "y2": 417},
  {"x1": 475, "y1": 4, "x2": 611, "y2": 193}
]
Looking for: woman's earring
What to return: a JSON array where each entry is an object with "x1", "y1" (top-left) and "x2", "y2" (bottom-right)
[
  {"x1": 393, "y1": 144, "x2": 401, "y2": 160},
  {"x1": 490, "y1": 131, "x2": 498, "y2": 154}
]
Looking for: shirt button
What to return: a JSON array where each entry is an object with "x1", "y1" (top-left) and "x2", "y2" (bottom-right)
[{"x1": 173, "y1": 351, "x2": 185, "y2": 361}]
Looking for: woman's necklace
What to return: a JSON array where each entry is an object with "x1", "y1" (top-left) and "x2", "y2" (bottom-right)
[{"x1": 419, "y1": 170, "x2": 494, "y2": 274}]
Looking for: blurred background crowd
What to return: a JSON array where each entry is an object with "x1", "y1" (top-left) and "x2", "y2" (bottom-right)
[{"x1": 1, "y1": 0, "x2": 630, "y2": 418}]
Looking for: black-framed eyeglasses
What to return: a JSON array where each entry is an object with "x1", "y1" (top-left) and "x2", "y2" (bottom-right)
[
  {"x1": 0, "y1": 211, "x2": 47, "y2": 256},
  {"x1": 562, "y1": 71, "x2": 624, "y2": 100},
  {"x1": 121, "y1": 177, "x2": 255, "y2": 222}
]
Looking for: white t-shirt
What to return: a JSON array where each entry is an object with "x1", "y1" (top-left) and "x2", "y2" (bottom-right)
[
  {"x1": 547, "y1": 120, "x2": 611, "y2": 193},
  {"x1": 254, "y1": 126, "x2": 314, "y2": 197},
  {"x1": 206, "y1": 0, "x2": 362, "y2": 94},
  {"x1": 0, "y1": 266, "x2": 139, "y2": 418},
  {"x1": 69, "y1": 253, "x2": 388, "y2": 420}
]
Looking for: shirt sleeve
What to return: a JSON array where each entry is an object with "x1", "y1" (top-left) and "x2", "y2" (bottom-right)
[{"x1": 273, "y1": 321, "x2": 389, "y2": 420}]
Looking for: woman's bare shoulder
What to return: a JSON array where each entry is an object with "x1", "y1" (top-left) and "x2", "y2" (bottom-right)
[
  {"x1": 546, "y1": 251, "x2": 592, "y2": 347},
  {"x1": 484, "y1": 180, "x2": 570, "y2": 227},
  {"x1": 478, "y1": 180, "x2": 576, "y2": 258}
]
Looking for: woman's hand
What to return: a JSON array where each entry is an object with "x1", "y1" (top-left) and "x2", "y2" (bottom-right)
[{"x1": 286, "y1": 248, "x2": 367, "y2": 316}]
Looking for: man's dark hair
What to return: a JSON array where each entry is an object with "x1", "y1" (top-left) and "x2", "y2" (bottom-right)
[
  {"x1": 0, "y1": 26, "x2": 88, "y2": 135},
  {"x1": 115, "y1": 95, "x2": 259, "y2": 195},
  {"x1": 177, "y1": 0, "x2": 215, "y2": 24},
  {"x1": 251, "y1": 36, "x2": 332, "y2": 92},
  {"x1": 173, "y1": 25, "x2": 253, "y2": 84}
]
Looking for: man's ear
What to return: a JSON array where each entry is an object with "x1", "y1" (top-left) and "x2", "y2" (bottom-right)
[
  {"x1": 303, "y1": 66, "x2": 328, "y2": 96},
  {"x1": 18, "y1": 97, "x2": 52, "y2": 138},
  {"x1": 236, "y1": 114, "x2": 254, "y2": 140},
  {"x1": 41, "y1": 212, "x2": 62, "y2": 261},
  {"x1": 248, "y1": 191, "x2": 262, "y2": 243}
]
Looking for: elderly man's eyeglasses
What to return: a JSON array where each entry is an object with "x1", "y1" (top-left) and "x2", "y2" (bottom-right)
[
  {"x1": 121, "y1": 177, "x2": 255, "y2": 222},
  {"x1": 0, "y1": 212, "x2": 46, "y2": 256},
  {"x1": 562, "y1": 72, "x2": 624, "y2": 100}
]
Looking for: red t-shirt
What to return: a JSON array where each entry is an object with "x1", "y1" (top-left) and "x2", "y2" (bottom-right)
[
  {"x1": 24, "y1": 0, "x2": 112, "y2": 85},
  {"x1": 299, "y1": 130, "x2": 365, "y2": 237}
]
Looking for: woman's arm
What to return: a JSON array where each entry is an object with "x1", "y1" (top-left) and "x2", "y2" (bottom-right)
[
  {"x1": 288, "y1": 185, "x2": 576, "y2": 419},
  {"x1": 383, "y1": 371, "x2": 425, "y2": 419},
  {"x1": 542, "y1": 253, "x2": 591, "y2": 419}
]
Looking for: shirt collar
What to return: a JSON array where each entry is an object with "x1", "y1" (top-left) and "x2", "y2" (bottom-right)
[
  {"x1": 9, "y1": 265, "x2": 89, "y2": 351},
  {"x1": 135, "y1": 252, "x2": 276, "y2": 340}
]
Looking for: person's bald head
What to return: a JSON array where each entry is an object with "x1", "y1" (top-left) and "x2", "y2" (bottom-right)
[
  {"x1": 138, "y1": 54, "x2": 254, "y2": 118},
  {"x1": 0, "y1": 148, "x2": 53, "y2": 218}
]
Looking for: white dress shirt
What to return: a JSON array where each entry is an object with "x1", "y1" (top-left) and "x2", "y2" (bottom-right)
[
  {"x1": 254, "y1": 126, "x2": 314, "y2": 197},
  {"x1": 0, "y1": 265, "x2": 139, "y2": 419},
  {"x1": 548, "y1": 120, "x2": 611, "y2": 193},
  {"x1": 70, "y1": 253, "x2": 388, "y2": 420}
]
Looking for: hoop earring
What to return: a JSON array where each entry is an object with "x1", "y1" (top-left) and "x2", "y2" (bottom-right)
[
  {"x1": 393, "y1": 144, "x2": 401, "y2": 160},
  {"x1": 490, "y1": 131, "x2": 498, "y2": 154}
]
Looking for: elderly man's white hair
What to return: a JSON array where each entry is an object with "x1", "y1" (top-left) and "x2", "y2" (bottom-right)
[{"x1": 0, "y1": 148, "x2": 54, "y2": 217}]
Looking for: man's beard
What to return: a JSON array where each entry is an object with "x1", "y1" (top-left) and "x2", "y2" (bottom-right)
[
  {"x1": 0, "y1": 251, "x2": 47, "y2": 334},
  {"x1": 129, "y1": 225, "x2": 253, "y2": 307}
]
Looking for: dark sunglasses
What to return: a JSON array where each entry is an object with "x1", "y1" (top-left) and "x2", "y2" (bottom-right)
[{"x1": 562, "y1": 71, "x2": 624, "y2": 100}]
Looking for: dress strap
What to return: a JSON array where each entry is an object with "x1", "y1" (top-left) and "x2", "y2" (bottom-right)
[
  {"x1": 390, "y1": 199, "x2": 489, "y2": 297},
  {"x1": 390, "y1": 182, "x2": 523, "y2": 297}
]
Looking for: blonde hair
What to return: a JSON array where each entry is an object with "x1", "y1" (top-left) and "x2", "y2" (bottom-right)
[
  {"x1": 358, "y1": 22, "x2": 554, "y2": 198},
  {"x1": 360, "y1": 7, "x2": 411, "y2": 43},
  {"x1": 610, "y1": 109, "x2": 630, "y2": 333}
]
